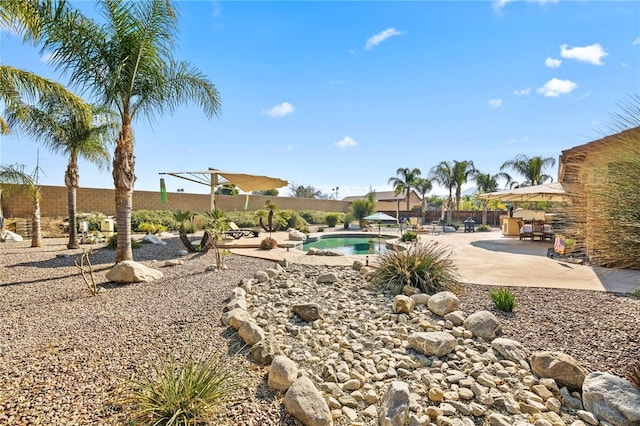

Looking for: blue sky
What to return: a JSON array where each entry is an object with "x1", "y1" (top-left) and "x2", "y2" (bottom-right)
[{"x1": 1, "y1": 0, "x2": 639, "y2": 199}]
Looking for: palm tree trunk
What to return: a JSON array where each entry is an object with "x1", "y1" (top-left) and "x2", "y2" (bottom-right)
[
  {"x1": 31, "y1": 196, "x2": 42, "y2": 247},
  {"x1": 405, "y1": 189, "x2": 411, "y2": 212},
  {"x1": 482, "y1": 202, "x2": 488, "y2": 226},
  {"x1": 178, "y1": 224, "x2": 196, "y2": 252},
  {"x1": 113, "y1": 121, "x2": 135, "y2": 262},
  {"x1": 65, "y1": 158, "x2": 79, "y2": 249}
]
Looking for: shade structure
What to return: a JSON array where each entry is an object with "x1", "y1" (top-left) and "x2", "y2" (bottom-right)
[
  {"x1": 159, "y1": 168, "x2": 288, "y2": 210},
  {"x1": 364, "y1": 212, "x2": 398, "y2": 222},
  {"x1": 476, "y1": 182, "x2": 568, "y2": 203}
]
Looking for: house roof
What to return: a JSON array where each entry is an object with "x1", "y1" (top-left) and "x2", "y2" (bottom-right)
[{"x1": 342, "y1": 190, "x2": 421, "y2": 202}]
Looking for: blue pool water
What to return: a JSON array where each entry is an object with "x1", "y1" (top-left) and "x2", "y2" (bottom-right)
[{"x1": 302, "y1": 234, "x2": 390, "y2": 255}]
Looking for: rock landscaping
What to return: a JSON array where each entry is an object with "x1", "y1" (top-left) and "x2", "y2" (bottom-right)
[{"x1": 225, "y1": 262, "x2": 640, "y2": 426}]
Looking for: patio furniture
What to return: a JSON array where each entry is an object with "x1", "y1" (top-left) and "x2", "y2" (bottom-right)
[
  {"x1": 518, "y1": 220, "x2": 533, "y2": 240},
  {"x1": 223, "y1": 222, "x2": 260, "y2": 239}
]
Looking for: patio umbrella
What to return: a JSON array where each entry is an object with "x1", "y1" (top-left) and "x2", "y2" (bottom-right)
[
  {"x1": 364, "y1": 212, "x2": 397, "y2": 238},
  {"x1": 159, "y1": 168, "x2": 288, "y2": 210},
  {"x1": 476, "y1": 182, "x2": 568, "y2": 203}
]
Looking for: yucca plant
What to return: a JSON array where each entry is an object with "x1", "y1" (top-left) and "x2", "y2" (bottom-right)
[
  {"x1": 489, "y1": 288, "x2": 517, "y2": 312},
  {"x1": 127, "y1": 352, "x2": 240, "y2": 425},
  {"x1": 627, "y1": 360, "x2": 640, "y2": 389},
  {"x1": 371, "y1": 242, "x2": 459, "y2": 295}
]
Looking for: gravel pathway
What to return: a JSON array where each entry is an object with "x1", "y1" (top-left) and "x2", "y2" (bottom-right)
[{"x1": 0, "y1": 236, "x2": 638, "y2": 425}]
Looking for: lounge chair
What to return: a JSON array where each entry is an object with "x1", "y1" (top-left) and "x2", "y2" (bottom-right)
[{"x1": 223, "y1": 222, "x2": 260, "y2": 239}]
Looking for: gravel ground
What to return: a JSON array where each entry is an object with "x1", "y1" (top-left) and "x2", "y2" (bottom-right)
[{"x1": 1, "y1": 236, "x2": 639, "y2": 425}]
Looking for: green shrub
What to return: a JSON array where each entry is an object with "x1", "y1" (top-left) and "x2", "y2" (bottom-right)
[
  {"x1": 299, "y1": 210, "x2": 326, "y2": 225},
  {"x1": 105, "y1": 235, "x2": 142, "y2": 250},
  {"x1": 343, "y1": 213, "x2": 352, "y2": 229},
  {"x1": 132, "y1": 210, "x2": 179, "y2": 232},
  {"x1": 401, "y1": 230, "x2": 418, "y2": 242},
  {"x1": 477, "y1": 224, "x2": 491, "y2": 232},
  {"x1": 127, "y1": 352, "x2": 240, "y2": 425},
  {"x1": 224, "y1": 211, "x2": 258, "y2": 228},
  {"x1": 280, "y1": 210, "x2": 309, "y2": 233},
  {"x1": 137, "y1": 222, "x2": 157, "y2": 234},
  {"x1": 489, "y1": 288, "x2": 517, "y2": 312},
  {"x1": 259, "y1": 237, "x2": 278, "y2": 250},
  {"x1": 371, "y1": 242, "x2": 459, "y2": 295},
  {"x1": 325, "y1": 212, "x2": 342, "y2": 227}
]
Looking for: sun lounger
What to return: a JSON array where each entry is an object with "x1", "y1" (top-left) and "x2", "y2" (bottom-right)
[{"x1": 223, "y1": 222, "x2": 260, "y2": 239}]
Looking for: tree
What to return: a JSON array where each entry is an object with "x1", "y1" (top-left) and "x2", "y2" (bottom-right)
[
  {"x1": 5, "y1": 96, "x2": 115, "y2": 248},
  {"x1": 350, "y1": 190, "x2": 376, "y2": 229},
  {"x1": 252, "y1": 188, "x2": 279, "y2": 196},
  {"x1": 499, "y1": 154, "x2": 556, "y2": 188},
  {"x1": 0, "y1": 164, "x2": 42, "y2": 247},
  {"x1": 429, "y1": 161, "x2": 456, "y2": 223},
  {"x1": 413, "y1": 177, "x2": 433, "y2": 213},
  {"x1": 42, "y1": 0, "x2": 221, "y2": 262},
  {"x1": 388, "y1": 167, "x2": 421, "y2": 212},
  {"x1": 474, "y1": 171, "x2": 499, "y2": 225},
  {"x1": 288, "y1": 182, "x2": 323, "y2": 198},
  {"x1": 215, "y1": 183, "x2": 238, "y2": 195},
  {"x1": 452, "y1": 160, "x2": 476, "y2": 211}
]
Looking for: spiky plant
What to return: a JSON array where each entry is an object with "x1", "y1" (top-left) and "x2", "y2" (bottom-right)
[
  {"x1": 371, "y1": 242, "x2": 459, "y2": 295},
  {"x1": 489, "y1": 288, "x2": 517, "y2": 312}
]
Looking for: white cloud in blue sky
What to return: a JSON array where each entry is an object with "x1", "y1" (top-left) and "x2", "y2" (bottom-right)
[
  {"x1": 494, "y1": 0, "x2": 558, "y2": 11},
  {"x1": 632, "y1": 37, "x2": 640, "y2": 45},
  {"x1": 537, "y1": 78, "x2": 577, "y2": 97},
  {"x1": 513, "y1": 88, "x2": 531, "y2": 96},
  {"x1": 336, "y1": 136, "x2": 357, "y2": 149},
  {"x1": 263, "y1": 102, "x2": 295, "y2": 117},
  {"x1": 560, "y1": 43, "x2": 608, "y2": 65},
  {"x1": 489, "y1": 98, "x2": 503, "y2": 108},
  {"x1": 545, "y1": 57, "x2": 562, "y2": 68},
  {"x1": 365, "y1": 28, "x2": 404, "y2": 50}
]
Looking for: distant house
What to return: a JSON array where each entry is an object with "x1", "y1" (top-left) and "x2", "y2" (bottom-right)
[
  {"x1": 342, "y1": 190, "x2": 422, "y2": 212},
  {"x1": 558, "y1": 126, "x2": 640, "y2": 267}
]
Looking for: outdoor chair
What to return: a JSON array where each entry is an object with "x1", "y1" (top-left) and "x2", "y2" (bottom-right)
[
  {"x1": 518, "y1": 220, "x2": 533, "y2": 240},
  {"x1": 223, "y1": 222, "x2": 260, "y2": 239},
  {"x1": 532, "y1": 220, "x2": 545, "y2": 241}
]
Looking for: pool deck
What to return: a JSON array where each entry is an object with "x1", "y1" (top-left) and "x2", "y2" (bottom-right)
[{"x1": 229, "y1": 228, "x2": 640, "y2": 294}]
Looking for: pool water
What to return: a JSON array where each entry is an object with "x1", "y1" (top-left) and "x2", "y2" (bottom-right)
[{"x1": 302, "y1": 235, "x2": 388, "y2": 255}]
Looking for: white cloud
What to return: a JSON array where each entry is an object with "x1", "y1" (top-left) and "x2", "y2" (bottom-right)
[
  {"x1": 489, "y1": 98, "x2": 503, "y2": 108},
  {"x1": 633, "y1": 37, "x2": 640, "y2": 45},
  {"x1": 283, "y1": 144, "x2": 293, "y2": 152},
  {"x1": 560, "y1": 43, "x2": 608, "y2": 65},
  {"x1": 513, "y1": 88, "x2": 531, "y2": 96},
  {"x1": 365, "y1": 28, "x2": 403, "y2": 50},
  {"x1": 545, "y1": 57, "x2": 562, "y2": 68},
  {"x1": 336, "y1": 136, "x2": 357, "y2": 149},
  {"x1": 263, "y1": 102, "x2": 294, "y2": 117},
  {"x1": 494, "y1": 0, "x2": 557, "y2": 10},
  {"x1": 537, "y1": 78, "x2": 577, "y2": 97}
]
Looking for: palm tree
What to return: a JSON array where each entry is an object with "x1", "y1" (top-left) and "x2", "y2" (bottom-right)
[
  {"x1": 429, "y1": 161, "x2": 456, "y2": 223},
  {"x1": 41, "y1": 0, "x2": 221, "y2": 262},
  {"x1": 474, "y1": 171, "x2": 499, "y2": 225},
  {"x1": 452, "y1": 160, "x2": 476, "y2": 211},
  {"x1": 0, "y1": 164, "x2": 43, "y2": 247},
  {"x1": 413, "y1": 177, "x2": 433, "y2": 214},
  {"x1": 5, "y1": 96, "x2": 115, "y2": 248},
  {"x1": 388, "y1": 167, "x2": 422, "y2": 212},
  {"x1": 499, "y1": 154, "x2": 556, "y2": 188}
]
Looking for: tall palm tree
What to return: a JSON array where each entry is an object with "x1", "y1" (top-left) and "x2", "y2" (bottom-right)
[
  {"x1": 429, "y1": 161, "x2": 456, "y2": 223},
  {"x1": 42, "y1": 0, "x2": 221, "y2": 262},
  {"x1": 474, "y1": 171, "x2": 499, "y2": 225},
  {"x1": 413, "y1": 177, "x2": 433, "y2": 214},
  {"x1": 5, "y1": 96, "x2": 115, "y2": 248},
  {"x1": 388, "y1": 167, "x2": 422, "y2": 212},
  {"x1": 0, "y1": 164, "x2": 43, "y2": 247},
  {"x1": 499, "y1": 154, "x2": 556, "y2": 188},
  {"x1": 452, "y1": 160, "x2": 476, "y2": 211}
]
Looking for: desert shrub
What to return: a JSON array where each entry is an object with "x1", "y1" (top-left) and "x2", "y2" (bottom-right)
[
  {"x1": 626, "y1": 360, "x2": 640, "y2": 389},
  {"x1": 127, "y1": 352, "x2": 240, "y2": 425},
  {"x1": 224, "y1": 211, "x2": 259, "y2": 228},
  {"x1": 81, "y1": 211, "x2": 106, "y2": 231},
  {"x1": 477, "y1": 224, "x2": 491, "y2": 232},
  {"x1": 137, "y1": 222, "x2": 156, "y2": 234},
  {"x1": 281, "y1": 210, "x2": 309, "y2": 233},
  {"x1": 401, "y1": 230, "x2": 418, "y2": 242},
  {"x1": 371, "y1": 242, "x2": 459, "y2": 295},
  {"x1": 299, "y1": 210, "x2": 326, "y2": 225},
  {"x1": 325, "y1": 212, "x2": 342, "y2": 227},
  {"x1": 132, "y1": 210, "x2": 178, "y2": 231},
  {"x1": 489, "y1": 288, "x2": 517, "y2": 312},
  {"x1": 259, "y1": 237, "x2": 278, "y2": 250},
  {"x1": 105, "y1": 235, "x2": 142, "y2": 250},
  {"x1": 343, "y1": 213, "x2": 352, "y2": 229}
]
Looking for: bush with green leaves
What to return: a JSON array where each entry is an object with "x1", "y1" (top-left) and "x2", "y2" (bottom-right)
[
  {"x1": 371, "y1": 242, "x2": 459, "y2": 295},
  {"x1": 127, "y1": 352, "x2": 240, "y2": 425},
  {"x1": 299, "y1": 210, "x2": 327, "y2": 225},
  {"x1": 489, "y1": 288, "x2": 517, "y2": 312},
  {"x1": 137, "y1": 222, "x2": 168, "y2": 234},
  {"x1": 105, "y1": 235, "x2": 141, "y2": 250},
  {"x1": 476, "y1": 224, "x2": 491, "y2": 232},
  {"x1": 401, "y1": 230, "x2": 418, "y2": 242},
  {"x1": 325, "y1": 212, "x2": 342, "y2": 227},
  {"x1": 280, "y1": 210, "x2": 309, "y2": 233},
  {"x1": 224, "y1": 211, "x2": 259, "y2": 228},
  {"x1": 131, "y1": 210, "x2": 179, "y2": 231}
]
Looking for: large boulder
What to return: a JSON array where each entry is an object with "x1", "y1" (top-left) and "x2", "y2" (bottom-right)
[
  {"x1": 379, "y1": 381, "x2": 410, "y2": 426},
  {"x1": 288, "y1": 228, "x2": 307, "y2": 241},
  {"x1": 464, "y1": 310, "x2": 501, "y2": 340},
  {"x1": 283, "y1": 376, "x2": 333, "y2": 426},
  {"x1": 251, "y1": 337, "x2": 281, "y2": 365},
  {"x1": 392, "y1": 295, "x2": 415, "y2": 314},
  {"x1": 141, "y1": 234, "x2": 166, "y2": 245},
  {"x1": 316, "y1": 273, "x2": 338, "y2": 284},
  {"x1": 292, "y1": 304, "x2": 324, "y2": 322},
  {"x1": 268, "y1": 355, "x2": 299, "y2": 392},
  {"x1": 582, "y1": 372, "x2": 640, "y2": 426},
  {"x1": 427, "y1": 291, "x2": 460, "y2": 316},
  {"x1": 491, "y1": 338, "x2": 529, "y2": 364},
  {"x1": 530, "y1": 351, "x2": 588, "y2": 391},
  {"x1": 1, "y1": 230, "x2": 23, "y2": 242},
  {"x1": 237, "y1": 320, "x2": 265, "y2": 346},
  {"x1": 105, "y1": 261, "x2": 163, "y2": 283},
  {"x1": 407, "y1": 332, "x2": 457, "y2": 357}
]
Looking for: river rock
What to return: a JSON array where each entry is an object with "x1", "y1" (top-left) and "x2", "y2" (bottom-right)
[
  {"x1": 427, "y1": 291, "x2": 460, "y2": 316},
  {"x1": 530, "y1": 351, "x2": 588, "y2": 391},
  {"x1": 268, "y1": 355, "x2": 298, "y2": 392},
  {"x1": 283, "y1": 376, "x2": 333, "y2": 426},
  {"x1": 407, "y1": 331, "x2": 457, "y2": 357},
  {"x1": 105, "y1": 260, "x2": 163, "y2": 283},
  {"x1": 464, "y1": 310, "x2": 501, "y2": 340},
  {"x1": 379, "y1": 381, "x2": 410, "y2": 426}
]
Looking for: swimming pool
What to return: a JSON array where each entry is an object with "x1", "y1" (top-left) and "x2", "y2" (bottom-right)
[{"x1": 302, "y1": 234, "x2": 393, "y2": 255}]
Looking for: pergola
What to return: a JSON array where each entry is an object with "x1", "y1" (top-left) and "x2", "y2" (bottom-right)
[{"x1": 159, "y1": 168, "x2": 288, "y2": 211}]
